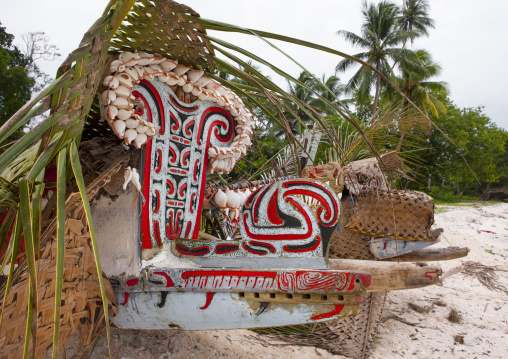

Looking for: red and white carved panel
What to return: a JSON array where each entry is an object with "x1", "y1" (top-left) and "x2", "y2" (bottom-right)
[
  {"x1": 136, "y1": 79, "x2": 235, "y2": 248},
  {"x1": 174, "y1": 179, "x2": 341, "y2": 259}
]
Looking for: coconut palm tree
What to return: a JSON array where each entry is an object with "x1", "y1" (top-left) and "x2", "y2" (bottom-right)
[
  {"x1": 314, "y1": 74, "x2": 348, "y2": 115},
  {"x1": 397, "y1": 0, "x2": 435, "y2": 43},
  {"x1": 393, "y1": 50, "x2": 447, "y2": 116},
  {"x1": 336, "y1": 0, "x2": 417, "y2": 119},
  {"x1": 281, "y1": 71, "x2": 320, "y2": 134},
  {"x1": 388, "y1": 49, "x2": 448, "y2": 149}
]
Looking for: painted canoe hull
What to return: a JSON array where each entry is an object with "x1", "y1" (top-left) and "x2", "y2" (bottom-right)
[{"x1": 113, "y1": 292, "x2": 357, "y2": 330}]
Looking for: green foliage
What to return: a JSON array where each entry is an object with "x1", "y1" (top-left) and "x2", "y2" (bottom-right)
[
  {"x1": 425, "y1": 186, "x2": 478, "y2": 204},
  {"x1": 386, "y1": 49, "x2": 448, "y2": 118},
  {"x1": 409, "y1": 93, "x2": 508, "y2": 196},
  {"x1": 492, "y1": 139, "x2": 508, "y2": 188},
  {"x1": 333, "y1": 1, "x2": 505, "y2": 198},
  {"x1": 397, "y1": 0, "x2": 435, "y2": 41},
  {"x1": 0, "y1": 23, "x2": 33, "y2": 145},
  {"x1": 336, "y1": 1, "x2": 417, "y2": 114}
]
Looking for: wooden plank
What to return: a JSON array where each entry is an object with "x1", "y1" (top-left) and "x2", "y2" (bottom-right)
[
  {"x1": 381, "y1": 246, "x2": 469, "y2": 262},
  {"x1": 329, "y1": 259, "x2": 442, "y2": 292}
]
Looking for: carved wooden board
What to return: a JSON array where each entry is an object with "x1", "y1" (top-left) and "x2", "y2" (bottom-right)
[
  {"x1": 135, "y1": 79, "x2": 234, "y2": 250},
  {"x1": 369, "y1": 236, "x2": 439, "y2": 259}
]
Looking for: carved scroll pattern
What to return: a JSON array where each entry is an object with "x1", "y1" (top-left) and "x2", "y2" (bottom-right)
[{"x1": 137, "y1": 79, "x2": 233, "y2": 249}]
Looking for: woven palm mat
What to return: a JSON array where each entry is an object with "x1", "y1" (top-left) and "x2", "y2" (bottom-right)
[
  {"x1": 345, "y1": 190, "x2": 434, "y2": 241},
  {"x1": 0, "y1": 217, "x2": 117, "y2": 359},
  {"x1": 257, "y1": 292, "x2": 386, "y2": 359},
  {"x1": 111, "y1": 0, "x2": 215, "y2": 72},
  {"x1": 0, "y1": 138, "x2": 129, "y2": 358}
]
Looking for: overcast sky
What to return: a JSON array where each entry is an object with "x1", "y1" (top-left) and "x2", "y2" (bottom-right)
[{"x1": 3, "y1": 0, "x2": 507, "y2": 130}]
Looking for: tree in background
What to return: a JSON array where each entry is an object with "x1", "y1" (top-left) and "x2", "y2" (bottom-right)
[
  {"x1": 397, "y1": 0, "x2": 435, "y2": 44},
  {"x1": 413, "y1": 93, "x2": 508, "y2": 196},
  {"x1": 283, "y1": 71, "x2": 320, "y2": 134},
  {"x1": 20, "y1": 32, "x2": 60, "y2": 92},
  {"x1": 336, "y1": 0, "x2": 417, "y2": 117},
  {"x1": 386, "y1": 49, "x2": 448, "y2": 150},
  {"x1": 0, "y1": 23, "x2": 60, "y2": 145},
  {"x1": 0, "y1": 23, "x2": 33, "y2": 145},
  {"x1": 314, "y1": 74, "x2": 348, "y2": 115}
]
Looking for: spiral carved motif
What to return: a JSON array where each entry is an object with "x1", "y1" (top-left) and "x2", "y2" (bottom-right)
[{"x1": 277, "y1": 271, "x2": 351, "y2": 293}]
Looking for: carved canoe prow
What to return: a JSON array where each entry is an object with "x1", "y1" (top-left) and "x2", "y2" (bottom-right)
[{"x1": 329, "y1": 259, "x2": 443, "y2": 292}]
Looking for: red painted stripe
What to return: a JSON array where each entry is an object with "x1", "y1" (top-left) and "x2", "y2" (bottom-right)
[
  {"x1": 166, "y1": 211, "x2": 182, "y2": 239},
  {"x1": 175, "y1": 244, "x2": 210, "y2": 256},
  {"x1": 249, "y1": 240, "x2": 276, "y2": 254},
  {"x1": 311, "y1": 304, "x2": 344, "y2": 321},
  {"x1": 283, "y1": 237, "x2": 321, "y2": 253},
  {"x1": 184, "y1": 222, "x2": 192, "y2": 237},
  {"x1": 193, "y1": 159, "x2": 200, "y2": 182},
  {"x1": 153, "y1": 221, "x2": 161, "y2": 246},
  {"x1": 120, "y1": 292, "x2": 130, "y2": 306},
  {"x1": 135, "y1": 90, "x2": 154, "y2": 250},
  {"x1": 169, "y1": 94, "x2": 199, "y2": 113},
  {"x1": 359, "y1": 273, "x2": 372, "y2": 289},
  {"x1": 425, "y1": 270, "x2": 440, "y2": 280},
  {"x1": 154, "y1": 271, "x2": 175, "y2": 287},
  {"x1": 267, "y1": 188, "x2": 284, "y2": 225},
  {"x1": 190, "y1": 193, "x2": 196, "y2": 214},
  {"x1": 200, "y1": 292, "x2": 216, "y2": 310},
  {"x1": 179, "y1": 182, "x2": 187, "y2": 197},
  {"x1": 170, "y1": 168, "x2": 187, "y2": 175},
  {"x1": 284, "y1": 188, "x2": 336, "y2": 225},
  {"x1": 196, "y1": 107, "x2": 233, "y2": 146},
  {"x1": 170, "y1": 111, "x2": 180, "y2": 132},
  {"x1": 167, "y1": 179, "x2": 175, "y2": 196},
  {"x1": 347, "y1": 274, "x2": 356, "y2": 291},
  {"x1": 154, "y1": 190, "x2": 160, "y2": 214},
  {"x1": 184, "y1": 119, "x2": 195, "y2": 137},
  {"x1": 252, "y1": 184, "x2": 273, "y2": 224},
  {"x1": 125, "y1": 278, "x2": 140, "y2": 286},
  {"x1": 242, "y1": 242, "x2": 268, "y2": 255},
  {"x1": 215, "y1": 244, "x2": 240, "y2": 254},
  {"x1": 180, "y1": 270, "x2": 278, "y2": 279},
  {"x1": 245, "y1": 186, "x2": 264, "y2": 207},
  {"x1": 169, "y1": 145, "x2": 178, "y2": 164},
  {"x1": 182, "y1": 150, "x2": 190, "y2": 166},
  {"x1": 140, "y1": 80, "x2": 165, "y2": 134}
]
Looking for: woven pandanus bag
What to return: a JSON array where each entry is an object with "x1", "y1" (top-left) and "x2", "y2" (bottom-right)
[{"x1": 345, "y1": 190, "x2": 434, "y2": 241}]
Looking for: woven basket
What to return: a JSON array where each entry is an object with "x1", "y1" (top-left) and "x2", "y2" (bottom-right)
[
  {"x1": 329, "y1": 198, "x2": 375, "y2": 261},
  {"x1": 258, "y1": 292, "x2": 386, "y2": 359},
  {"x1": 345, "y1": 190, "x2": 434, "y2": 241},
  {"x1": 343, "y1": 152, "x2": 404, "y2": 195}
]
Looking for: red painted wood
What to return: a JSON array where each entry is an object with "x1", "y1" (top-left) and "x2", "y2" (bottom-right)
[{"x1": 311, "y1": 304, "x2": 344, "y2": 320}]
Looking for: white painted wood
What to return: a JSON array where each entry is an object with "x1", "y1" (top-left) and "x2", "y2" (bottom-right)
[{"x1": 113, "y1": 292, "x2": 355, "y2": 330}]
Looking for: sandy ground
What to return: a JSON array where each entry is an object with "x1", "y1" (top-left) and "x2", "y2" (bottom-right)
[{"x1": 62, "y1": 203, "x2": 508, "y2": 358}]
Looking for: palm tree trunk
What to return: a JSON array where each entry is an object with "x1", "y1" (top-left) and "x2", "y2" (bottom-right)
[
  {"x1": 439, "y1": 175, "x2": 446, "y2": 197},
  {"x1": 396, "y1": 132, "x2": 405, "y2": 151},
  {"x1": 372, "y1": 59, "x2": 381, "y2": 122}
]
